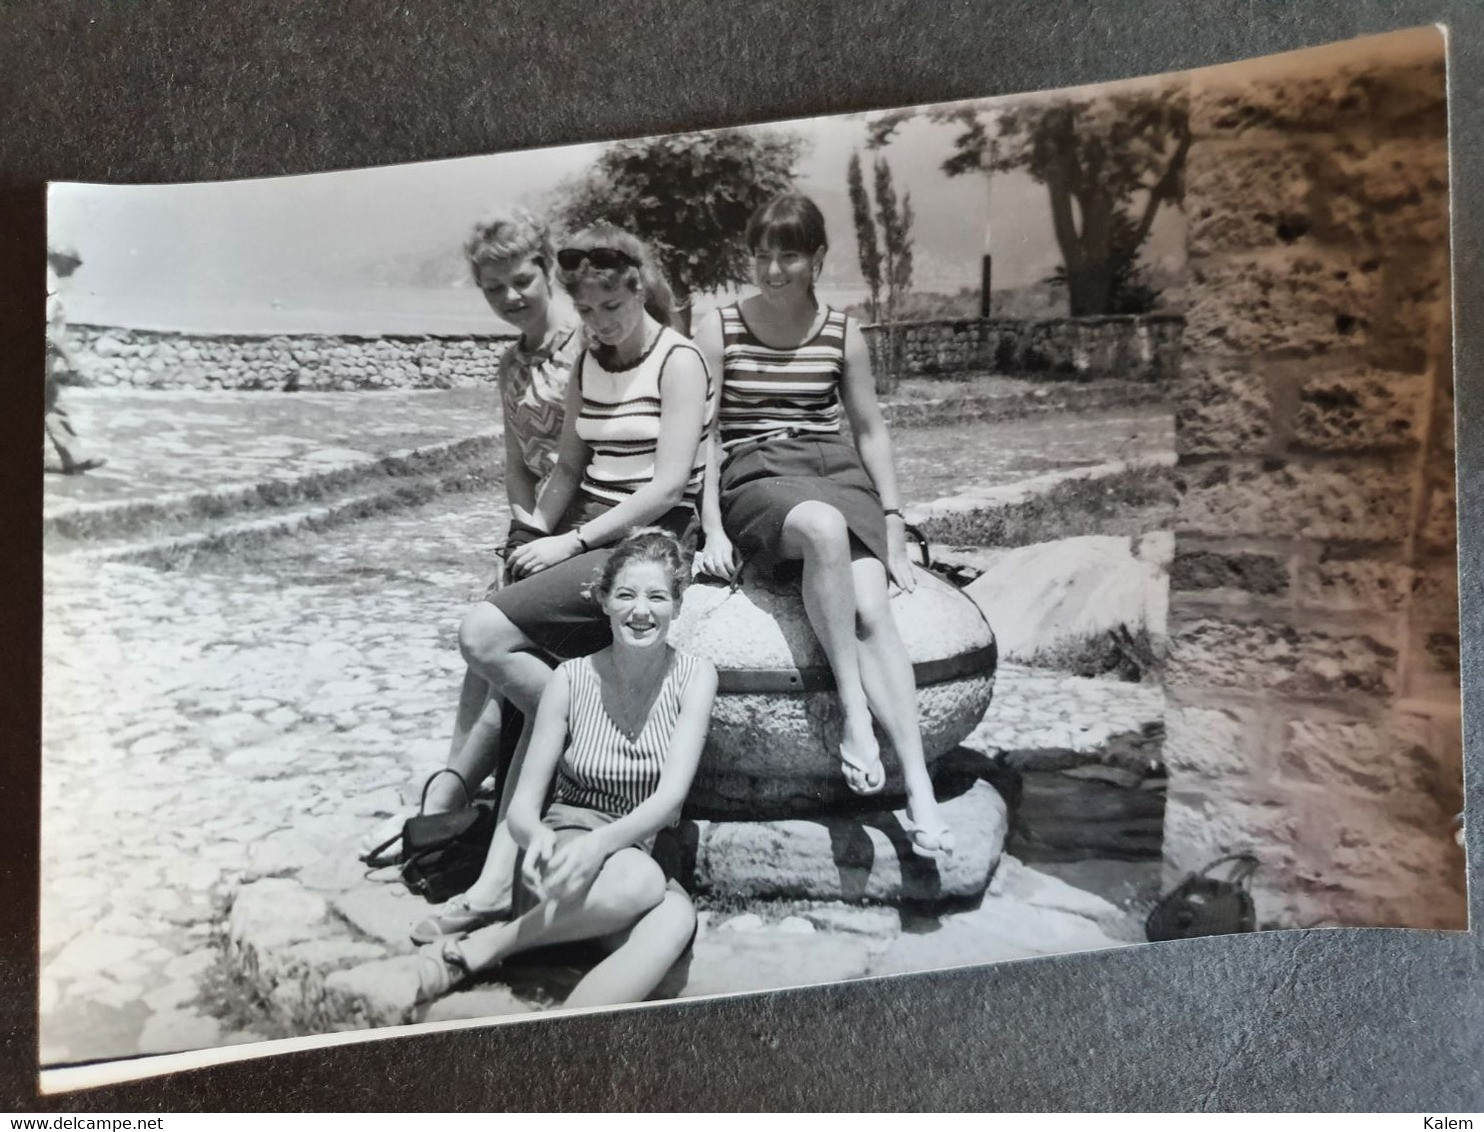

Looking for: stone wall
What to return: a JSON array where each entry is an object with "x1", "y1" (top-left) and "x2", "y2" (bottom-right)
[
  {"x1": 862, "y1": 315, "x2": 1182, "y2": 381},
  {"x1": 1164, "y1": 51, "x2": 1463, "y2": 928},
  {"x1": 69, "y1": 325, "x2": 516, "y2": 391}
]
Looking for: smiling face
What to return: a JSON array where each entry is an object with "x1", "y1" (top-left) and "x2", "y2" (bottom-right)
[
  {"x1": 571, "y1": 278, "x2": 648, "y2": 352},
  {"x1": 476, "y1": 254, "x2": 552, "y2": 340},
  {"x1": 751, "y1": 242, "x2": 821, "y2": 310},
  {"x1": 602, "y1": 559, "x2": 678, "y2": 650}
]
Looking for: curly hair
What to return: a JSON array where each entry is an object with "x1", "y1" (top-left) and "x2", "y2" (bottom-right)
[
  {"x1": 555, "y1": 222, "x2": 678, "y2": 329},
  {"x1": 464, "y1": 209, "x2": 555, "y2": 280},
  {"x1": 588, "y1": 527, "x2": 691, "y2": 603}
]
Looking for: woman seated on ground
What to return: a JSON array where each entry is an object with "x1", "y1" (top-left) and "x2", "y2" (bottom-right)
[
  {"x1": 415, "y1": 529, "x2": 717, "y2": 1008},
  {"x1": 410, "y1": 222, "x2": 713, "y2": 934},
  {"x1": 361, "y1": 209, "x2": 583, "y2": 858},
  {"x1": 695, "y1": 190, "x2": 953, "y2": 860}
]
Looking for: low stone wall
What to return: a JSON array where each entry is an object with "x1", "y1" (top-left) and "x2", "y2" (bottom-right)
[
  {"x1": 862, "y1": 315, "x2": 1182, "y2": 381},
  {"x1": 1164, "y1": 50, "x2": 1462, "y2": 929},
  {"x1": 69, "y1": 325, "x2": 516, "y2": 391}
]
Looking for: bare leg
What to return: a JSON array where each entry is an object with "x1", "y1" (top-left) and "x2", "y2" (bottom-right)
[
  {"x1": 459, "y1": 603, "x2": 553, "y2": 716},
  {"x1": 850, "y1": 556, "x2": 951, "y2": 849},
  {"x1": 779, "y1": 501, "x2": 879, "y2": 785},
  {"x1": 423, "y1": 668, "x2": 503, "y2": 814},
  {"x1": 567, "y1": 888, "x2": 696, "y2": 1008},
  {"x1": 455, "y1": 847, "x2": 667, "y2": 974}
]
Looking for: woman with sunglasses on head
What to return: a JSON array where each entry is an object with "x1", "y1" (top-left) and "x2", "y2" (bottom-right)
[
  {"x1": 411, "y1": 223, "x2": 713, "y2": 938},
  {"x1": 360, "y1": 209, "x2": 583, "y2": 862},
  {"x1": 694, "y1": 191, "x2": 953, "y2": 861}
]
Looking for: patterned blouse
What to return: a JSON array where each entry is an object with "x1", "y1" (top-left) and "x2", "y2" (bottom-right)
[{"x1": 499, "y1": 315, "x2": 583, "y2": 485}]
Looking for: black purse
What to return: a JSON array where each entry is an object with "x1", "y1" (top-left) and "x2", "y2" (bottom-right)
[
  {"x1": 1145, "y1": 853, "x2": 1259, "y2": 942},
  {"x1": 396, "y1": 769, "x2": 498, "y2": 904}
]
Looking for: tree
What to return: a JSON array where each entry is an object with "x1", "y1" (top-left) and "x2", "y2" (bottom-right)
[
  {"x1": 553, "y1": 128, "x2": 804, "y2": 331},
  {"x1": 873, "y1": 157, "x2": 914, "y2": 324},
  {"x1": 846, "y1": 152, "x2": 883, "y2": 323},
  {"x1": 870, "y1": 87, "x2": 1189, "y2": 316}
]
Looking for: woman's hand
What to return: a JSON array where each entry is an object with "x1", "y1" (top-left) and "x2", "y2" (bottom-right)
[
  {"x1": 697, "y1": 529, "x2": 739, "y2": 582},
  {"x1": 507, "y1": 532, "x2": 581, "y2": 579},
  {"x1": 885, "y1": 516, "x2": 918, "y2": 594},
  {"x1": 521, "y1": 825, "x2": 560, "y2": 899},
  {"x1": 537, "y1": 832, "x2": 609, "y2": 901}
]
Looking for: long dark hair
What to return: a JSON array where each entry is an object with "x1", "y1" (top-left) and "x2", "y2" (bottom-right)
[{"x1": 745, "y1": 192, "x2": 828, "y2": 258}]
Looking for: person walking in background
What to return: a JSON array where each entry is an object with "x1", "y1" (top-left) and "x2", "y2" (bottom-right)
[
  {"x1": 45, "y1": 246, "x2": 106, "y2": 475},
  {"x1": 695, "y1": 191, "x2": 953, "y2": 860},
  {"x1": 413, "y1": 529, "x2": 716, "y2": 1009}
]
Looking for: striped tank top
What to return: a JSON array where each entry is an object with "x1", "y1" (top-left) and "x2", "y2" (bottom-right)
[
  {"x1": 717, "y1": 304, "x2": 846, "y2": 447},
  {"x1": 576, "y1": 325, "x2": 711, "y2": 508},
  {"x1": 553, "y1": 649, "x2": 701, "y2": 818}
]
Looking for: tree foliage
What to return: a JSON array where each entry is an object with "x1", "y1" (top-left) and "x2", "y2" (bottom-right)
[
  {"x1": 846, "y1": 152, "x2": 883, "y2": 323},
  {"x1": 870, "y1": 87, "x2": 1189, "y2": 316},
  {"x1": 553, "y1": 128, "x2": 804, "y2": 324}
]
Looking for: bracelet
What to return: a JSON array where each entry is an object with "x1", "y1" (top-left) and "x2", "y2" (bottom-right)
[
  {"x1": 883, "y1": 508, "x2": 904, "y2": 519},
  {"x1": 573, "y1": 528, "x2": 591, "y2": 553}
]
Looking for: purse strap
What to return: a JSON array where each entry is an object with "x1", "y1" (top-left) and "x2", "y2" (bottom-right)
[
  {"x1": 904, "y1": 522, "x2": 933, "y2": 570},
  {"x1": 417, "y1": 767, "x2": 474, "y2": 816},
  {"x1": 1196, "y1": 852, "x2": 1259, "y2": 888}
]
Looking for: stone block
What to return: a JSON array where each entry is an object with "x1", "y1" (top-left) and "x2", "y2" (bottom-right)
[
  {"x1": 1310, "y1": 137, "x2": 1450, "y2": 248},
  {"x1": 681, "y1": 928, "x2": 877, "y2": 999},
  {"x1": 1369, "y1": 249, "x2": 1449, "y2": 373},
  {"x1": 1292, "y1": 371, "x2": 1425, "y2": 452},
  {"x1": 1296, "y1": 554, "x2": 1413, "y2": 613},
  {"x1": 1417, "y1": 475, "x2": 1456, "y2": 553},
  {"x1": 1173, "y1": 361, "x2": 1271, "y2": 456},
  {"x1": 1167, "y1": 616, "x2": 1397, "y2": 698},
  {"x1": 690, "y1": 779, "x2": 1007, "y2": 903},
  {"x1": 1184, "y1": 250, "x2": 1380, "y2": 357},
  {"x1": 1171, "y1": 549, "x2": 1288, "y2": 595},
  {"x1": 1175, "y1": 458, "x2": 1412, "y2": 543},
  {"x1": 1163, "y1": 703, "x2": 1269, "y2": 783},
  {"x1": 1185, "y1": 139, "x2": 1319, "y2": 255},
  {"x1": 1410, "y1": 559, "x2": 1460, "y2": 620},
  {"x1": 1190, "y1": 56, "x2": 1445, "y2": 137},
  {"x1": 1280, "y1": 713, "x2": 1447, "y2": 801}
]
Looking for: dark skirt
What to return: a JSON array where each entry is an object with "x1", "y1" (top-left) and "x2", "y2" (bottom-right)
[
  {"x1": 488, "y1": 497, "x2": 697, "y2": 660},
  {"x1": 718, "y1": 431, "x2": 889, "y2": 575}
]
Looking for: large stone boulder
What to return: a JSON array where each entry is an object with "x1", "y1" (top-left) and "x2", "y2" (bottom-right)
[{"x1": 671, "y1": 569, "x2": 996, "y2": 818}]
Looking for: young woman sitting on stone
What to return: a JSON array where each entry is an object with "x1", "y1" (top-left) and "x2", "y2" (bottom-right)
[
  {"x1": 694, "y1": 191, "x2": 953, "y2": 860},
  {"x1": 361, "y1": 209, "x2": 583, "y2": 860},
  {"x1": 414, "y1": 528, "x2": 717, "y2": 1008},
  {"x1": 408, "y1": 223, "x2": 713, "y2": 936}
]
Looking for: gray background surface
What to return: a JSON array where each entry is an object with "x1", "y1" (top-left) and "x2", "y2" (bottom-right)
[{"x1": 1, "y1": 0, "x2": 1479, "y2": 1112}]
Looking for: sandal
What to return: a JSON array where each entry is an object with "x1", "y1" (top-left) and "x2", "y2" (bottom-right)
[
  {"x1": 414, "y1": 938, "x2": 471, "y2": 1005},
  {"x1": 904, "y1": 817, "x2": 956, "y2": 861},
  {"x1": 840, "y1": 740, "x2": 886, "y2": 797},
  {"x1": 410, "y1": 894, "x2": 510, "y2": 945}
]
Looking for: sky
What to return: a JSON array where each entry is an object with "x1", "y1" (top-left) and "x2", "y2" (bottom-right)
[
  {"x1": 48, "y1": 27, "x2": 1438, "y2": 336},
  {"x1": 69, "y1": 27, "x2": 1448, "y2": 336}
]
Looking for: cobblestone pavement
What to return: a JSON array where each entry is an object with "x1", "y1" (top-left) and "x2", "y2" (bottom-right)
[
  {"x1": 40, "y1": 398, "x2": 1170, "y2": 1067},
  {"x1": 43, "y1": 387, "x2": 499, "y2": 516},
  {"x1": 41, "y1": 485, "x2": 1164, "y2": 1065}
]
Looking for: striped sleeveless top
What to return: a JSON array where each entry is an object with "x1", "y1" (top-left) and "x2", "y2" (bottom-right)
[
  {"x1": 717, "y1": 304, "x2": 846, "y2": 447},
  {"x1": 576, "y1": 325, "x2": 711, "y2": 508},
  {"x1": 553, "y1": 649, "x2": 702, "y2": 818}
]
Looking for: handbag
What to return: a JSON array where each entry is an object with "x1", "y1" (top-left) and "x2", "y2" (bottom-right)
[
  {"x1": 1145, "y1": 853, "x2": 1259, "y2": 942},
  {"x1": 395, "y1": 769, "x2": 498, "y2": 904}
]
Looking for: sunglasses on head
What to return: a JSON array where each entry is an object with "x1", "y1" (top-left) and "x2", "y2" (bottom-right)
[{"x1": 556, "y1": 247, "x2": 641, "y2": 273}]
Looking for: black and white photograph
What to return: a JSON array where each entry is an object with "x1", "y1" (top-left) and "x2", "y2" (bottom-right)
[{"x1": 38, "y1": 25, "x2": 1463, "y2": 1091}]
